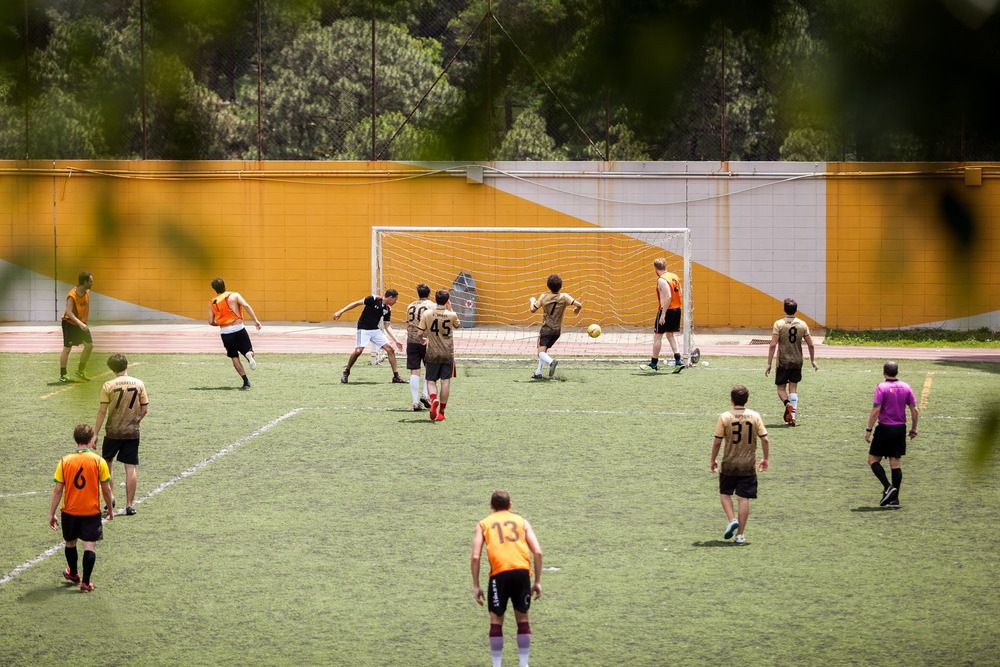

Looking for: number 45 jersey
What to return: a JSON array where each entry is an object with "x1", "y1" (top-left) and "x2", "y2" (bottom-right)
[
  {"x1": 99, "y1": 375, "x2": 149, "y2": 439},
  {"x1": 419, "y1": 306, "x2": 461, "y2": 364}
]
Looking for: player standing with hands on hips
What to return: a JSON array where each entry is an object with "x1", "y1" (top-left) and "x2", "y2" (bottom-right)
[
  {"x1": 472, "y1": 490, "x2": 543, "y2": 667},
  {"x1": 865, "y1": 360, "x2": 918, "y2": 508}
]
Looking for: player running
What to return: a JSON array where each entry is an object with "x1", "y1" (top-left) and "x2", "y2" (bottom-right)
[
  {"x1": 528, "y1": 274, "x2": 582, "y2": 379},
  {"x1": 765, "y1": 298, "x2": 818, "y2": 426}
]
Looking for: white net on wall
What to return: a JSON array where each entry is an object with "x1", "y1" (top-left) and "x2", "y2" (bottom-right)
[{"x1": 374, "y1": 227, "x2": 692, "y2": 360}]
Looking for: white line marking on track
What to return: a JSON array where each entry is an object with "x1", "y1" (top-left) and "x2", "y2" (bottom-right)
[
  {"x1": 0, "y1": 491, "x2": 43, "y2": 499},
  {"x1": 0, "y1": 408, "x2": 304, "y2": 588}
]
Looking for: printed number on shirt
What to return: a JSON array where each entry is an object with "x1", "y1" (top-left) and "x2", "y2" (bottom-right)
[
  {"x1": 788, "y1": 326, "x2": 798, "y2": 344},
  {"x1": 407, "y1": 305, "x2": 428, "y2": 325},
  {"x1": 731, "y1": 421, "x2": 754, "y2": 445},
  {"x1": 491, "y1": 521, "x2": 520, "y2": 544},
  {"x1": 114, "y1": 387, "x2": 139, "y2": 409},
  {"x1": 430, "y1": 319, "x2": 452, "y2": 336}
]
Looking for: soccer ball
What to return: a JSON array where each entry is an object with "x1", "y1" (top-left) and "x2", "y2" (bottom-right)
[{"x1": 588, "y1": 324, "x2": 602, "y2": 338}]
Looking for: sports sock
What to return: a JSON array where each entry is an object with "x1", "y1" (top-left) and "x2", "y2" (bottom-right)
[
  {"x1": 240, "y1": 374, "x2": 249, "y2": 386},
  {"x1": 489, "y1": 624, "x2": 504, "y2": 667},
  {"x1": 422, "y1": 377, "x2": 428, "y2": 399},
  {"x1": 82, "y1": 550, "x2": 96, "y2": 584},
  {"x1": 439, "y1": 402, "x2": 446, "y2": 415},
  {"x1": 540, "y1": 351, "x2": 553, "y2": 365},
  {"x1": 674, "y1": 353, "x2": 681, "y2": 363},
  {"x1": 65, "y1": 545, "x2": 78, "y2": 576},
  {"x1": 410, "y1": 375, "x2": 420, "y2": 404},
  {"x1": 789, "y1": 392, "x2": 798, "y2": 412},
  {"x1": 870, "y1": 462, "x2": 890, "y2": 489},
  {"x1": 650, "y1": 357, "x2": 659, "y2": 368},
  {"x1": 891, "y1": 467, "x2": 902, "y2": 492},
  {"x1": 60, "y1": 367, "x2": 67, "y2": 376},
  {"x1": 430, "y1": 393, "x2": 437, "y2": 403},
  {"x1": 536, "y1": 358, "x2": 544, "y2": 375},
  {"x1": 517, "y1": 622, "x2": 531, "y2": 667}
]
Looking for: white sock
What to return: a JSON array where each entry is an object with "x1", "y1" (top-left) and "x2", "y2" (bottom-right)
[
  {"x1": 410, "y1": 375, "x2": 420, "y2": 404},
  {"x1": 536, "y1": 358, "x2": 544, "y2": 374},
  {"x1": 517, "y1": 632, "x2": 531, "y2": 667},
  {"x1": 789, "y1": 392, "x2": 798, "y2": 411},
  {"x1": 422, "y1": 377, "x2": 428, "y2": 399},
  {"x1": 540, "y1": 351, "x2": 553, "y2": 365},
  {"x1": 490, "y1": 635, "x2": 504, "y2": 667}
]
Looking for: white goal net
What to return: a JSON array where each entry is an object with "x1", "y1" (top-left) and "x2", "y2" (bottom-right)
[{"x1": 372, "y1": 227, "x2": 694, "y2": 361}]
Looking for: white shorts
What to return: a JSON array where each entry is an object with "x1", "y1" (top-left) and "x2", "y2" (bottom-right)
[{"x1": 356, "y1": 328, "x2": 389, "y2": 349}]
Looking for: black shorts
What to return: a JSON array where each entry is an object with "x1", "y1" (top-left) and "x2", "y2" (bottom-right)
[
  {"x1": 487, "y1": 569, "x2": 532, "y2": 617},
  {"x1": 61, "y1": 512, "x2": 103, "y2": 543},
  {"x1": 653, "y1": 308, "x2": 681, "y2": 334},
  {"x1": 538, "y1": 330, "x2": 560, "y2": 349},
  {"x1": 221, "y1": 328, "x2": 253, "y2": 358},
  {"x1": 719, "y1": 473, "x2": 758, "y2": 499},
  {"x1": 869, "y1": 423, "x2": 907, "y2": 458},
  {"x1": 406, "y1": 341, "x2": 426, "y2": 371},
  {"x1": 774, "y1": 366, "x2": 803, "y2": 386},
  {"x1": 61, "y1": 320, "x2": 92, "y2": 348},
  {"x1": 425, "y1": 361, "x2": 454, "y2": 382},
  {"x1": 102, "y1": 437, "x2": 140, "y2": 466}
]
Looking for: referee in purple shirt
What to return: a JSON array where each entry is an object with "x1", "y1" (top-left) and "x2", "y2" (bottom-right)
[{"x1": 865, "y1": 361, "x2": 919, "y2": 508}]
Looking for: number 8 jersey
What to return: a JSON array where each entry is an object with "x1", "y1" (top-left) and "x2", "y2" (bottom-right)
[{"x1": 479, "y1": 510, "x2": 531, "y2": 576}]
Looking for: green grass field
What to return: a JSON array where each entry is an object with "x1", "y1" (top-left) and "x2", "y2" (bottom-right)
[{"x1": 1, "y1": 353, "x2": 998, "y2": 666}]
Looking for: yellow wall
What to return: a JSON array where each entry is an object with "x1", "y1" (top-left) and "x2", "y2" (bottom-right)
[{"x1": 826, "y1": 163, "x2": 1000, "y2": 329}]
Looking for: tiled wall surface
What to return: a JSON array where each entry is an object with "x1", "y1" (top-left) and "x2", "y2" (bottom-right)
[{"x1": 1, "y1": 161, "x2": 996, "y2": 329}]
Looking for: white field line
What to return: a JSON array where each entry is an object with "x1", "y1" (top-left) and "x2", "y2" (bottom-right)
[
  {"x1": 0, "y1": 408, "x2": 304, "y2": 588},
  {"x1": 0, "y1": 491, "x2": 43, "y2": 499}
]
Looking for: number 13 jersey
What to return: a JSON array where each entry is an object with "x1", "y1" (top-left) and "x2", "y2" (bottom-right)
[{"x1": 479, "y1": 510, "x2": 531, "y2": 576}]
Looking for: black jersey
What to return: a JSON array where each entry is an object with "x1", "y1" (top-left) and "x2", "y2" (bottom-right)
[{"x1": 357, "y1": 295, "x2": 391, "y2": 330}]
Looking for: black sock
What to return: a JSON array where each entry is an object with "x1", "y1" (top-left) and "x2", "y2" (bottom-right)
[
  {"x1": 783, "y1": 398, "x2": 790, "y2": 405},
  {"x1": 650, "y1": 358, "x2": 658, "y2": 367},
  {"x1": 82, "y1": 550, "x2": 96, "y2": 584},
  {"x1": 60, "y1": 367, "x2": 67, "y2": 376},
  {"x1": 65, "y1": 546, "x2": 78, "y2": 575},
  {"x1": 674, "y1": 353, "x2": 681, "y2": 362},
  {"x1": 890, "y1": 467, "x2": 902, "y2": 491},
  {"x1": 241, "y1": 374, "x2": 249, "y2": 385},
  {"x1": 870, "y1": 462, "x2": 890, "y2": 489}
]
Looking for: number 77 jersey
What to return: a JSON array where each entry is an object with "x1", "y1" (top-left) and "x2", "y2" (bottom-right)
[
  {"x1": 479, "y1": 510, "x2": 531, "y2": 576},
  {"x1": 99, "y1": 375, "x2": 149, "y2": 439}
]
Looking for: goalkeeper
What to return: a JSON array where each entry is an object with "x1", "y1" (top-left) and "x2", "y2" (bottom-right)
[{"x1": 528, "y1": 274, "x2": 582, "y2": 379}]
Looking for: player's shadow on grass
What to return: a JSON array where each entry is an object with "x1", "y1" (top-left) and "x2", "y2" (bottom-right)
[
  {"x1": 189, "y1": 386, "x2": 248, "y2": 391},
  {"x1": 691, "y1": 540, "x2": 745, "y2": 547},
  {"x1": 17, "y1": 586, "x2": 69, "y2": 603},
  {"x1": 850, "y1": 506, "x2": 900, "y2": 513}
]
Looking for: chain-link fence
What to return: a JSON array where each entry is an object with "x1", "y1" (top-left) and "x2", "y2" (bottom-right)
[{"x1": 1, "y1": 0, "x2": 998, "y2": 162}]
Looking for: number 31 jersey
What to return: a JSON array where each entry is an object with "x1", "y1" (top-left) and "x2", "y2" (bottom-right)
[
  {"x1": 714, "y1": 407, "x2": 768, "y2": 476},
  {"x1": 479, "y1": 510, "x2": 531, "y2": 576},
  {"x1": 99, "y1": 375, "x2": 149, "y2": 439}
]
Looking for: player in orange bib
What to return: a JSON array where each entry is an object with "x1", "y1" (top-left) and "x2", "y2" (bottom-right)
[
  {"x1": 640, "y1": 258, "x2": 684, "y2": 373},
  {"x1": 209, "y1": 277, "x2": 262, "y2": 389},
  {"x1": 471, "y1": 490, "x2": 543, "y2": 667},
  {"x1": 59, "y1": 271, "x2": 95, "y2": 382},
  {"x1": 48, "y1": 424, "x2": 115, "y2": 592}
]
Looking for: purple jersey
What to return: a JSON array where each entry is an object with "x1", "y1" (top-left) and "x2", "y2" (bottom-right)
[{"x1": 874, "y1": 379, "x2": 916, "y2": 426}]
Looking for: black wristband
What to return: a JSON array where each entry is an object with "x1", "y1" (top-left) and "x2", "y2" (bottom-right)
[{"x1": 866, "y1": 428, "x2": 872, "y2": 432}]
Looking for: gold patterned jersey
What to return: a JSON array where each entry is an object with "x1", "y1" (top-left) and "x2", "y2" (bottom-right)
[
  {"x1": 99, "y1": 375, "x2": 149, "y2": 439},
  {"x1": 536, "y1": 292, "x2": 575, "y2": 335},
  {"x1": 772, "y1": 316, "x2": 811, "y2": 368},
  {"x1": 714, "y1": 407, "x2": 768, "y2": 476},
  {"x1": 405, "y1": 299, "x2": 435, "y2": 343},
  {"x1": 419, "y1": 306, "x2": 461, "y2": 364}
]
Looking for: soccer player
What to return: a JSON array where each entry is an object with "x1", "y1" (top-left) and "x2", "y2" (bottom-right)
[
  {"x1": 418, "y1": 289, "x2": 461, "y2": 421},
  {"x1": 209, "y1": 277, "x2": 262, "y2": 390},
  {"x1": 764, "y1": 298, "x2": 818, "y2": 426},
  {"x1": 528, "y1": 273, "x2": 582, "y2": 379},
  {"x1": 640, "y1": 258, "x2": 684, "y2": 373},
  {"x1": 59, "y1": 271, "x2": 95, "y2": 382},
  {"x1": 710, "y1": 385, "x2": 769, "y2": 544},
  {"x1": 405, "y1": 283, "x2": 435, "y2": 411},
  {"x1": 471, "y1": 490, "x2": 543, "y2": 667},
  {"x1": 94, "y1": 354, "x2": 148, "y2": 516},
  {"x1": 333, "y1": 289, "x2": 405, "y2": 384},
  {"x1": 48, "y1": 424, "x2": 115, "y2": 593},
  {"x1": 865, "y1": 361, "x2": 919, "y2": 508}
]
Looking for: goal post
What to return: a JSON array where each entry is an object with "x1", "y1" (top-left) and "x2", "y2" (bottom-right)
[{"x1": 372, "y1": 227, "x2": 694, "y2": 361}]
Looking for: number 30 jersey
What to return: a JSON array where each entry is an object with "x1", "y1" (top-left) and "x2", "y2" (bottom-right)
[
  {"x1": 99, "y1": 375, "x2": 149, "y2": 439},
  {"x1": 772, "y1": 316, "x2": 810, "y2": 368},
  {"x1": 479, "y1": 510, "x2": 531, "y2": 576},
  {"x1": 714, "y1": 407, "x2": 768, "y2": 476}
]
